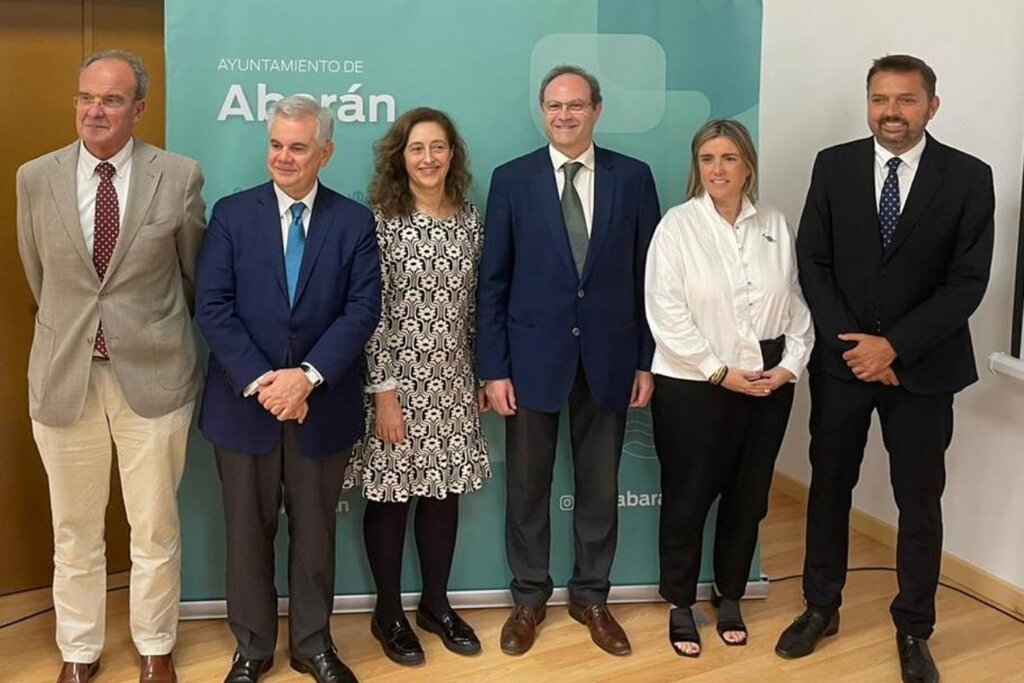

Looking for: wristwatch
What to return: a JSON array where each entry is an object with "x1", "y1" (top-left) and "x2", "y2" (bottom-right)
[{"x1": 300, "y1": 362, "x2": 323, "y2": 388}]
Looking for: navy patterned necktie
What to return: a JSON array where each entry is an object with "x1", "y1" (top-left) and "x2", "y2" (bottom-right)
[
  {"x1": 879, "y1": 157, "x2": 902, "y2": 248},
  {"x1": 561, "y1": 161, "x2": 589, "y2": 276},
  {"x1": 285, "y1": 202, "x2": 306, "y2": 305},
  {"x1": 93, "y1": 161, "x2": 119, "y2": 357}
]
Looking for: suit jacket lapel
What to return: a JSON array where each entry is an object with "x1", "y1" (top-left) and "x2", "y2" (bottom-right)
[
  {"x1": 256, "y1": 182, "x2": 290, "y2": 302},
  {"x1": 532, "y1": 149, "x2": 578, "y2": 279},
  {"x1": 47, "y1": 143, "x2": 96, "y2": 277},
  {"x1": 583, "y1": 146, "x2": 616, "y2": 283},
  {"x1": 104, "y1": 140, "x2": 159, "y2": 285},
  {"x1": 850, "y1": 138, "x2": 884, "y2": 261},
  {"x1": 292, "y1": 184, "x2": 333, "y2": 307},
  {"x1": 884, "y1": 134, "x2": 945, "y2": 262}
]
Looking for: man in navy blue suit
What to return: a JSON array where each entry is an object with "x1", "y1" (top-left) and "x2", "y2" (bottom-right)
[
  {"x1": 477, "y1": 65, "x2": 661, "y2": 657},
  {"x1": 196, "y1": 96, "x2": 380, "y2": 683}
]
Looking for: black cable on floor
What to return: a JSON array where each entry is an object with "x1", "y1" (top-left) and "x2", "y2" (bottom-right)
[
  {"x1": 3, "y1": 570, "x2": 1023, "y2": 629},
  {"x1": 770, "y1": 566, "x2": 1024, "y2": 626},
  {"x1": 0, "y1": 585, "x2": 128, "y2": 630}
]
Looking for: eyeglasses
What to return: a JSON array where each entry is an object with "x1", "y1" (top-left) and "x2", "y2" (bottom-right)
[
  {"x1": 73, "y1": 93, "x2": 132, "y2": 110},
  {"x1": 543, "y1": 100, "x2": 592, "y2": 114}
]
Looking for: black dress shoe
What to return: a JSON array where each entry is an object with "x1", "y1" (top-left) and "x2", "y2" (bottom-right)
[
  {"x1": 223, "y1": 652, "x2": 272, "y2": 683},
  {"x1": 416, "y1": 606, "x2": 482, "y2": 655},
  {"x1": 897, "y1": 632, "x2": 939, "y2": 683},
  {"x1": 290, "y1": 648, "x2": 358, "y2": 683},
  {"x1": 775, "y1": 606, "x2": 840, "y2": 658},
  {"x1": 370, "y1": 616, "x2": 425, "y2": 666}
]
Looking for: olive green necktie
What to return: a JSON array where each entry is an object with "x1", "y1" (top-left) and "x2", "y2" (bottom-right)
[{"x1": 561, "y1": 161, "x2": 589, "y2": 277}]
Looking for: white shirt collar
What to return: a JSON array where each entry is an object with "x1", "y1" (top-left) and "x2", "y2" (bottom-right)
[
  {"x1": 274, "y1": 181, "x2": 319, "y2": 218},
  {"x1": 78, "y1": 137, "x2": 134, "y2": 179},
  {"x1": 698, "y1": 190, "x2": 758, "y2": 225},
  {"x1": 549, "y1": 143, "x2": 596, "y2": 173},
  {"x1": 874, "y1": 134, "x2": 927, "y2": 172}
]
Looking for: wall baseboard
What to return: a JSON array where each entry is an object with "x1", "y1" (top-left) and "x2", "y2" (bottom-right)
[{"x1": 772, "y1": 471, "x2": 1024, "y2": 620}]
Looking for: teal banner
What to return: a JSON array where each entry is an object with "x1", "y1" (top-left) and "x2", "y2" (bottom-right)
[{"x1": 166, "y1": 0, "x2": 764, "y2": 602}]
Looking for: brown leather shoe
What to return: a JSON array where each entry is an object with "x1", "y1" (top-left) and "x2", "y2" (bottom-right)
[
  {"x1": 569, "y1": 603, "x2": 632, "y2": 656},
  {"x1": 139, "y1": 654, "x2": 176, "y2": 683},
  {"x1": 500, "y1": 604, "x2": 546, "y2": 655},
  {"x1": 56, "y1": 661, "x2": 100, "y2": 683}
]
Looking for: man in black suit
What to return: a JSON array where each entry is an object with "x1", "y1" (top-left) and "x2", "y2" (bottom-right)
[{"x1": 775, "y1": 55, "x2": 994, "y2": 683}]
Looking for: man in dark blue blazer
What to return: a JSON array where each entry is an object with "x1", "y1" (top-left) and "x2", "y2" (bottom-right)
[
  {"x1": 776, "y1": 56, "x2": 994, "y2": 683},
  {"x1": 196, "y1": 96, "x2": 380, "y2": 683},
  {"x1": 477, "y1": 65, "x2": 661, "y2": 657}
]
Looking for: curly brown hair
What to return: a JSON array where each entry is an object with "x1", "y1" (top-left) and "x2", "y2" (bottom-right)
[{"x1": 367, "y1": 107, "x2": 472, "y2": 219}]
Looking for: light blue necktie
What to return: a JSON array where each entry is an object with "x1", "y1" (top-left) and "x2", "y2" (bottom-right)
[
  {"x1": 285, "y1": 202, "x2": 305, "y2": 305},
  {"x1": 879, "y1": 157, "x2": 902, "y2": 248}
]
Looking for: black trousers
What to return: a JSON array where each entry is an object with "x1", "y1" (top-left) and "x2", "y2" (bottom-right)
[
  {"x1": 802, "y1": 370, "x2": 953, "y2": 638},
  {"x1": 215, "y1": 423, "x2": 350, "y2": 660},
  {"x1": 505, "y1": 364, "x2": 627, "y2": 607},
  {"x1": 651, "y1": 375, "x2": 794, "y2": 607}
]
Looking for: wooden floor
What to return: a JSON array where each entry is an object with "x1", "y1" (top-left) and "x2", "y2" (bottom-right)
[{"x1": 3, "y1": 485, "x2": 1024, "y2": 682}]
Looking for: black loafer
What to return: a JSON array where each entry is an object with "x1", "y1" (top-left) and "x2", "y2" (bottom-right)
[
  {"x1": 416, "y1": 606, "x2": 482, "y2": 655},
  {"x1": 223, "y1": 652, "x2": 272, "y2": 683},
  {"x1": 775, "y1": 606, "x2": 839, "y2": 658},
  {"x1": 289, "y1": 648, "x2": 357, "y2": 683},
  {"x1": 371, "y1": 616, "x2": 425, "y2": 666},
  {"x1": 897, "y1": 632, "x2": 939, "y2": 683}
]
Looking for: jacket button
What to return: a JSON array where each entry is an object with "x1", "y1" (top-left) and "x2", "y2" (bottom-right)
[
  {"x1": 571, "y1": 327, "x2": 580, "y2": 337},
  {"x1": 289, "y1": 333, "x2": 297, "y2": 340},
  {"x1": 578, "y1": 289, "x2": 585, "y2": 298}
]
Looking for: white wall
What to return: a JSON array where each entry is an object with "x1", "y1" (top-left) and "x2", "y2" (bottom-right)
[{"x1": 761, "y1": 0, "x2": 1024, "y2": 588}]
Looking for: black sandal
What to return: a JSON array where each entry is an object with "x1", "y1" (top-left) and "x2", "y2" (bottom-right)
[
  {"x1": 668, "y1": 606, "x2": 701, "y2": 657},
  {"x1": 712, "y1": 593, "x2": 748, "y2": 646}
]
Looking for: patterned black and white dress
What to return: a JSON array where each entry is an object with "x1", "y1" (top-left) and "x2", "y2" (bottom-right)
[{"x1": 344, "y1": 203, "x2": 491, "y2": 502}]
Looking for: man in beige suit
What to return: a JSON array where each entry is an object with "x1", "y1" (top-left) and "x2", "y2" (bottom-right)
[{"x1": 16, "y1": 49, "x2": 205, "y2": 683}]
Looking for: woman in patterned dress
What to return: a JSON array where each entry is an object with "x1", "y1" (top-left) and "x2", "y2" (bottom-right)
[{"x1": 345, "y1": 107, "x2": 491, "y2": 666}]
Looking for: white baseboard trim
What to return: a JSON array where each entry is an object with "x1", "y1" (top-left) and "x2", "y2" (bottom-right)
[{"x1": 179, "y1": 580, "x2": 770, "y2": 620}]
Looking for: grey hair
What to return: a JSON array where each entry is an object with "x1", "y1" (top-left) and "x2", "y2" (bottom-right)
[
  {"x1": 538, "y1": 64, "x2": 603, "y2": 106},
  {"x1": 267, "y1": 95, "x2": 334, "y2": 148},
  {"x1": 80, "y1": 48, "x2": 149, "y2": 100}
]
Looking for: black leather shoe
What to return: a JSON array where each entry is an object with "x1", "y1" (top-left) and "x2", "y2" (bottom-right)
[
  {"x1": 223, "y1": 652, "x2": 272, "y2": 683},
  {"x1": 289, "y1": 648, "x2": 357, "y2": 683},
  {"x1": 775, "y1": 606, "x2": 840, "y2": 658},
  {"x1": 897, "y1": 632, "x2": 939, "y2": 683},
  {"x1": 416, "y1": 606, "x2": 482, "y2": 655},
  {"x1": 370, "y1": 616, "x2": 425, "y2": 666}
]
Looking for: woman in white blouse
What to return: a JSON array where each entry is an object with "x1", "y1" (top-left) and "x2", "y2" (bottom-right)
[{"x1": 645, "y1": 119, "x2": 814, "y2": 657}]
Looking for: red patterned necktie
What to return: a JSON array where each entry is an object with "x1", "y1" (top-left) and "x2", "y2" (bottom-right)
[{"x1": 92, "y1": 161, "x2": 119, "y2": 358}]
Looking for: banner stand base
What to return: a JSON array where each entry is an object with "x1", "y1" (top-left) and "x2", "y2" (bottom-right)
[{"x1": 180, "y1": 578, "x2": 769, "y2": 620}]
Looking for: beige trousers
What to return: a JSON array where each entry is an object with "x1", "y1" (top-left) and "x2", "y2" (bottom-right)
[{"x1": 32, "y1": 361, "x2": 193, "y2": 662}]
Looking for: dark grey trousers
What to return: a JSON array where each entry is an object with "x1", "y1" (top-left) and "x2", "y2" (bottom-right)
[
  {"x1": 505, "y1": 364, "x2": 627, "y2": 607},
  {"x1": 215, "y1": 423, "x2": 349, "y2": 660}
]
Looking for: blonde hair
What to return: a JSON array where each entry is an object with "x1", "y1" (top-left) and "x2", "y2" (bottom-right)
[{"x1": 685, "y1": 119, "x2": 758, "y2": 202}]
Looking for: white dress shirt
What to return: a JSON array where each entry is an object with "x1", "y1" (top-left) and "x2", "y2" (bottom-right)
[
  {"x1": 549, "y1": 143, "x2": 595, "y2": 235},
  {"x1": 273, "y1": 181, "x2": 318, "y2": 249},
  {"x1": 874, "y1": 135, "x2": 926, "y2": 209},
  {"x1": 242, "y1": 181, "x2": 323, "y2": 396},
  {"x1": 645, "y1": 193, "x2": 814, "y2": 382},
  {"x1": 77, "y1": 138, "x2": 133, "y2": 254}
]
